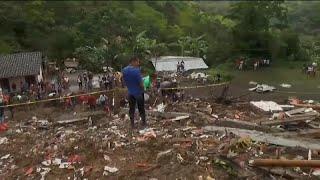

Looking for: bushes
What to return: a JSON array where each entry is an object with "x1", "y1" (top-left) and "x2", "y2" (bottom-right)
[{"x1": 207, "y1": 64, "x2": 234, "y2": 82}]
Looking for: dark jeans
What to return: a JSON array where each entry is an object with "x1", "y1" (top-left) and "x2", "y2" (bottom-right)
[{"x1": 128, "y1": 94, "x2": 146, "y2": 127}]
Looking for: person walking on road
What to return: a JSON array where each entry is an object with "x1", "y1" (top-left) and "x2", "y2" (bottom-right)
[{"x1": 122, "y1": 56, "x2": 146, "y2": 129}]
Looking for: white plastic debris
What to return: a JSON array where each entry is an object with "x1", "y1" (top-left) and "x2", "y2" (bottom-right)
[
  {"x1": 1, "y1": 154, "x2": 10, "y2": 160},
  {"x1": 280, "y1": 83, "x2": 292, "y2": 88},
  {"x1": 156, "y1": 103, "x2": 166, "y2": 112},
  {"x1": 42, "y1": 160, "x2": 52, "y2": 166},
  {"x1": 15, "y1": 129, "x2": 22, "y2": 133},
  {"x1": 48, "y1": 92, "x2": 56, "y2": 97},
  {"x1": 104, "y1": 166, "x2": 119, "y2": 173},
  {"x1": 199, "y1": 156, "x2": 209, "y2": 161},
  {"x1": 40, "y1": 167, "x2": 51, "y2": 180},
  {"x1": 211, "y1": 114, "x2": 219, "y2": 119},
  {"x1": 249, "y1": 84, "x2": 276, "y2": 93}
]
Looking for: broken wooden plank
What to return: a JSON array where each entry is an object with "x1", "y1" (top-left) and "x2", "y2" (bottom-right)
[
  {"x1": 171, "y1": 138, "x2": 193, "y2": 143},
  {"x1": 215, "y1": 118, "x2": 282, "y2": 133},
  {"x1": 203, "y1": 126, "x2": 320, "y2": 150},
  {"x1": 260, "y1": 116, "x2": 316, "y2": 126},
  {"x1": 272, "y1": 129, "x2": 320, "y2": 138},
  {"x1": 288, "y1": 111, "x2": 319, "y2": 118},
  {"x1": 284, "y1": 108, "x2": 307, "y2": 117},
  {"x1": 171, "y1": 115, "x2": 190, "y2": 122},
  {"x1": 258, "y1": 167, "x2": 302, "y2": 179},
  {"x1": 308, "y1": 121, "x2": 320, "y2": 129},
  {"x1": 56, "y1": 117, "x2": 88, "y2": 125},
  {"x1": 121, "y1": 108, "x2": 190, "y2": 119},
  {"x1": 251, "y1": 159, "x2": 320, "y2": 167}
]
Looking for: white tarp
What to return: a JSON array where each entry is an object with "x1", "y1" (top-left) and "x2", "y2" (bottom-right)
[{"x1": 250, "y1": 101, "x2": 283, "y2": 112}]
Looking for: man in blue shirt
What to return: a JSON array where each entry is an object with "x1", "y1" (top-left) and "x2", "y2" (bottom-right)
[{"x1": 122, "y1": 57, "x2": 146, "y2": 128}]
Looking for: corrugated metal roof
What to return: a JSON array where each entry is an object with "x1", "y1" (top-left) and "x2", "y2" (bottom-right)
[
  {"x1": 0, "y1": 52, "x2": 42, "y2": 78},
  {"x1": 150, "y1": 56, "x2": 208, "y2": 72}
]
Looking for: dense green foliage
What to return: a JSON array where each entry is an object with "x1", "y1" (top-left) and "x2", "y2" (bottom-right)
[{"x1": 0, "y1": 1, "x2": 319, "y2": 72}]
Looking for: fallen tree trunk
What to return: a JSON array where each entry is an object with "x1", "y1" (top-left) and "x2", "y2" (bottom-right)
[
  {"x1": 203, "y1": 126, "x2": 320, "y2": 150},
  {"x1": 251, "y1": 159, "x2": 320, "y2": 167}
]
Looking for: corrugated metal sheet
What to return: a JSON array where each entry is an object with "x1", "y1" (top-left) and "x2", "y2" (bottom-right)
[
  {"x1": 0, "y1": 52, "x2": 42, "y2": 78},
  {"x1": 150, "y1": 56, "x2": 208, "y2": 72}
]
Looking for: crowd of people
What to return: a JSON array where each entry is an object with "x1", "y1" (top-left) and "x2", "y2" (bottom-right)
[
  {"x1": 236, "y1": 57, "x2": 271, "y2": 71},
  {"x1": 77, "y1": 71, "x2": 123, "y2": 92},
  {"x1": 176, "y1": 60, "x2": 185, "y2": 73},
  {"x1": 0, "y1": 57, "x2": 202, "y2": 131}
]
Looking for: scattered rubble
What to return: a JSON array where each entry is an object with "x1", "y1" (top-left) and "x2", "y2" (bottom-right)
[{"x1": 1, "y1": 96, "x2": 320, "y2": 179}]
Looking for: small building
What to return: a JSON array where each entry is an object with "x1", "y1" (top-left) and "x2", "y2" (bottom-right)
[
  {"x1": 64, "y1": 58, "x2": 79, "y2": 69},
  {"x1": 64, "y1": 58, "x2": 79, "y2": 73},
  {"x1": 150, "y1": 56, "x2": 208, "y2": 72},
  {"x1": 0, "y1": 52, "x2": 45, "y2": 93}
]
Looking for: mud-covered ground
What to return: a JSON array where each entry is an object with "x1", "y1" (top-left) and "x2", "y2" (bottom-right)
[{"x1": 0, "y1": 95, "x2": 317, "y2": 179}]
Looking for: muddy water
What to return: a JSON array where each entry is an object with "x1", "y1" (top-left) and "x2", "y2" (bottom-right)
[{"x1": 229, "y1": 67, "x2": 320, "y2": 101}]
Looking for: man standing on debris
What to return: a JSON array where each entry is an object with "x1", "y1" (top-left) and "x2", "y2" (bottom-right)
[{"x1": 122, "y1": 56, "x2": 146, "y2": 129}]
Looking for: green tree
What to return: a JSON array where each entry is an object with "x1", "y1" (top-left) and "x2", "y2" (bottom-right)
[{"x1": 229, "y1": 1, "x2": 288, "y2": 59}]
